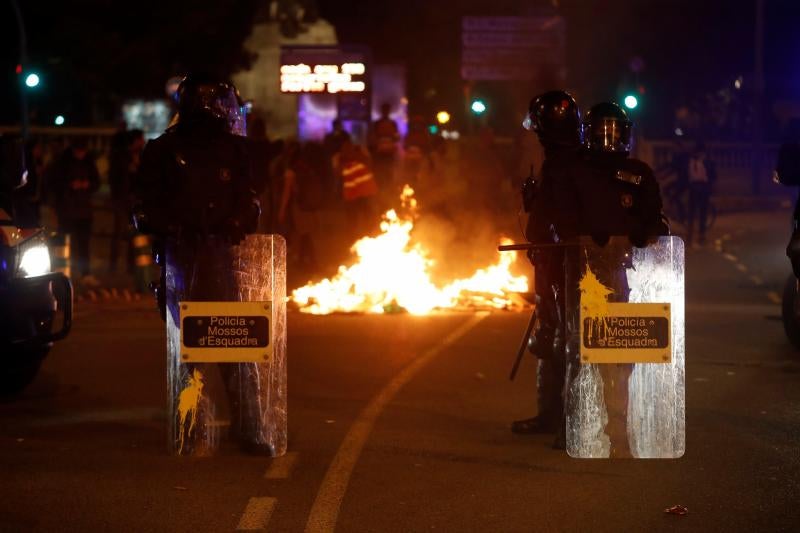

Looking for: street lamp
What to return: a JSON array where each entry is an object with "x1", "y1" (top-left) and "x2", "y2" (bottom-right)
[{"x1": 436, "y1": 111, "x2": 451, "y2": 125}]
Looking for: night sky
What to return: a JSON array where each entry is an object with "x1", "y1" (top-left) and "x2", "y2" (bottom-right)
[{"x1": 1, "y1": 0, "x2": 799, "y2": 137}]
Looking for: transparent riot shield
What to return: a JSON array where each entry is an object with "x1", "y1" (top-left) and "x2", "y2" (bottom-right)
[
  {"x1": 165, "y1": 234, "x2": 287, "y2": 457},
  {"x1": 564, "y1": 236, "x2": 684, "y2": 458}
]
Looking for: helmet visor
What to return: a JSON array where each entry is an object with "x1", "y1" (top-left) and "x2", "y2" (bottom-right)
[
  {"x1": 585, "y1": 118, "x2": 632, "y2": 152},
  {"x1": 178, "y1": 83, "x2": 247, "y2": 136},
  {"x1": 522, "y1": 114, "x2": 534, "y2": 131}
]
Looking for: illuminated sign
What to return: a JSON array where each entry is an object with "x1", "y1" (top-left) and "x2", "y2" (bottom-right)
[{"x1": 280, "y1": 62, "x2": 366, "y2": 94}]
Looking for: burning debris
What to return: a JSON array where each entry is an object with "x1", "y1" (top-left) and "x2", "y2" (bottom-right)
[{"x1": 291, "y1": 186, "x2": 529, "y2": 315}]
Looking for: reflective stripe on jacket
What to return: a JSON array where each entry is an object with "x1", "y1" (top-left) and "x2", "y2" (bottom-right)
[{"x1": 342, "y1": 161, "x2": 378, "y2": 201}]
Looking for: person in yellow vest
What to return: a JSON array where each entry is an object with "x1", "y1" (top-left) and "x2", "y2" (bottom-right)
[{"x1": 334, "y1": 138, "x2": 378, "y2": 239}]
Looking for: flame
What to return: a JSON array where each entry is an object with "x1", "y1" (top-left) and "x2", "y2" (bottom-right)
[{"x1": 291, "y1": 186, "x2": 529, "y2": 315}]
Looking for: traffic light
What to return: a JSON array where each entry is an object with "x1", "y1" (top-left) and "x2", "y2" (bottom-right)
[
  {"x1": 24, "y1": 72, "x2": 40, "y2": 88},
  {"x1": 470, "y1": 99, "x2": 486, "y2": 115},
  {"x1": 623, "y1": 94, "x2": 638, "y2": 110},
  {"x1": 54, "y1": 115, "x2": 65, "y2": 126}
]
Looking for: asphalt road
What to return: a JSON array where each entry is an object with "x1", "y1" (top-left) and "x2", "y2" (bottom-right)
[{"x1": 1, "y1": 210, "x2": 799, "y2": 532}]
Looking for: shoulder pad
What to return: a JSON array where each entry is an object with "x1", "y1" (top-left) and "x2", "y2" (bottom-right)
[{"x1": 615, "y1": 169, "x2": 642, "y2": 186}]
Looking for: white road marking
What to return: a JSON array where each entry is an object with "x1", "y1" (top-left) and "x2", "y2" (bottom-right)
[
  {"x1": 304, "y1": 313, "x2": 489, "y2": 533},
  {"x1": 722, "y1": 233, "x2": 732, "y2": 240},
  {"x1": 768, "y1": 291, "x2": 782, "y2": 305},
  {"x1": 722, "y1": 253, "x2": 738, "y2": 262},
  {"x1": 237, "y1": 497, "x2": 277, "y2": 530},
  {"x1": 264, "y1": 451, "x2": 298, "y2": 479},
  {"x1": 735, "y1": 263, "x2": 748, "y2": 272},
  {"x1": 750, "y1": 275, "x2": 764, "y2": 286}
]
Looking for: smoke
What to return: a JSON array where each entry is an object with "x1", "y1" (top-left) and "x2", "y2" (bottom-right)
[{"x1": 407, "y1": 142, "x2": 530, "y2": 284}]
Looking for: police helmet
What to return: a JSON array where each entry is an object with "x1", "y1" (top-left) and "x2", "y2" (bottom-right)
[
  {"x1": 175, "y1": 74, "x2": 247, "y2": 135},
  {"x1": 582, "y1": 102, "x2": 632, "y2": 154},
  {"x1": 523, "y1": 90, "x2": 581, "y2": 147}
]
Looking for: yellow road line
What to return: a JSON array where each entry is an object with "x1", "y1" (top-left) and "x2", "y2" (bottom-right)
[
  {"x1": 304, "y1": 313, "x2": 489, "y2": 533},
  {"x1": 237, "y1": 497, "x2": 277, "y2": 530},
  {"x1": 264, "y1": 451, "x2": 299, "y2": 479}
]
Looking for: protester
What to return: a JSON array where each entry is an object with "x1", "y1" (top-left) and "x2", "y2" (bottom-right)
[
  {"x1": 323, "y1": 119, "x2": 351, "y2": 200},
  {"x1": 108, "y1": 129, "x2": 145, "y2": 273},
  {"x1": 686, "y1": 142, "x2": 717, "y2": 246},
  {"x1": 12, "y1": 139, "x2": 45, "y2": 227},
  {"x1": 273, "y1": 140, "x2": 301, "y2": 239},
  {"x1": 49, "y1": 137, "x2": 100, "y2": 282},
  {"x1": 401, "y1": 115, "x2": 431, "y2": 188},
  {"x1": 368, "y1": 103, "x2": 399, "y2": 193},
  {"x1": 249, "y1": 116, "x2": 281, "y2": 234},
  {"x1": 657, "y1": 137, "x2": 690, "y2": 225},
  {"x1": 335, "y1": 138, "x2": 378, "y2": 238},
  {"x1": 274, "y1": 141, "x2": 325, "y2": 269}
]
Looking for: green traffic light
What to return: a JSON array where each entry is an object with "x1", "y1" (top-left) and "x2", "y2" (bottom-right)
[
  {"x1": 25, "y1": 73, "x2": 40, "y2": 88},
  {"x1": 471, "y1": 99, "x2": 486, "y2": 114},
  {"x1": 624, "y1": 95, "x2": 638, "y2": 110}
]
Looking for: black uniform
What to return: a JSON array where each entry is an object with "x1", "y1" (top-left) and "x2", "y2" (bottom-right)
[
  {"x1": 137, "y1": 128, "x2": 257, "y2": 240},
  {"x1": 552, "y1": 153, "x2": 666, "y2": 245},
  {"x1": 513, "y1": 91, "x2": 583, "y2": 436},
  {"x1": 521, "y1": 147, "x2": 583, "y2": 431},
  {"x1": 553, "y1": 150, "x2": 668, "y2": 455},
  {"x1": 134, "y1": 75, "x2": 268, "y2": 454}
]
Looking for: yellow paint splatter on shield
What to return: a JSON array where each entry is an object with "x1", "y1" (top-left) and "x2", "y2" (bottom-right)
[
  {"x1": 579, "y1": 266, "x2": 615, "y2": 344},
  {"x1": 177, "y1": 368, "x2": 204, "y2": 453},
  {"x1": 579, "y1": 266, "x2": 614, "y2": 318}
]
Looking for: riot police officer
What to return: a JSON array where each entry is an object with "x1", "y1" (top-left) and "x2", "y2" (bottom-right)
[
  {"x1": 553, "y1": 102, "x2": 668, "y2": 455},
  {"x1": 134, "y1": 74, "x2": 266, "y2": 454},
  {"x1": 136, "y1": 75, "x2": 258, "y2": 243},
  {"x1": 136, "y1": 75, "x2": 260, "y2": 315},
  {"x1": 511, "y1": 91, "x2": 582, "y2": 436},
  {"x1": 552, "y1": 102, "x2": 666, "y2": 245}
]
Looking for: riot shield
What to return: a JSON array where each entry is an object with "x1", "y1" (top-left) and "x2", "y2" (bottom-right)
[
  {"x1": 165, "y1": 234, "x2": 287, "y2": 457},
  {"x1": 564, "y1": 236, "x2": 684, "y2": 459}
]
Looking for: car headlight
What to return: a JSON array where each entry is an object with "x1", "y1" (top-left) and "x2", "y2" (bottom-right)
[{"x1": 18, "y1": 244, "x2": 51, "y2": 278}]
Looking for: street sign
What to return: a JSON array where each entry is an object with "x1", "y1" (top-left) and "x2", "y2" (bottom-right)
[
  {"x1": 461, "y1": 15, "x2": 565, "y2": 81},
  {"x1": 179, "y1": 301, "x2": 272, "y2": 363},
  {"x1": 580, "y1": 303, "x2": 671, "y2": 363}
]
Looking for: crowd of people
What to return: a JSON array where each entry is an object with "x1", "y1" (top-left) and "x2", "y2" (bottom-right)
[
  {"x1": 9, "y1": 94, "x2": 715, "y2": 293},
  {"x1": 7, "y1": 100, "x2": 463, "y2": 288},
  {"x1": 254, "y1": 103, "x2": 457, "y2": 273}
]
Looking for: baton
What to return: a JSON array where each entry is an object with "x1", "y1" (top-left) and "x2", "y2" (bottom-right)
[
  {"x1": 498, "y1": 242, "x2": 573, "y2": 252},
  {"x1": 510, "y1": 306, "x2": 538, "y2": 381}
]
